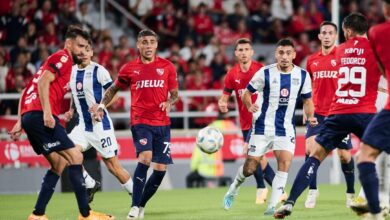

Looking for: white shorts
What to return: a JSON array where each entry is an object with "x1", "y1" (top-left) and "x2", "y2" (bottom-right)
[
  {"x1": 247, "y1": 134, "x2": 295, "y2": 157},
  {"x1": 68, "y1": 123, "x2": 118, "y2": 159}
]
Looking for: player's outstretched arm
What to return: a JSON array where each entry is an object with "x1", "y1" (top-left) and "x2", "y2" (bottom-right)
[
  {"x1": 93, "y1": 83, "x2": 120, "y2": 121},
  {"x1": 38, "y1": 70, "x2": 56, "y2": 128},
  {"x1": 160, "y1": 89, "x2": 179, "y2": 112},
  {"x1": 242, "y1": 89, "x2": 259, "y2": 113},
  {"x1": 218, "y1": 94, "x2": 230, "y2": 113},
  {"x1": 303, "y1": 98, "x2": 318, "y2": 126}
]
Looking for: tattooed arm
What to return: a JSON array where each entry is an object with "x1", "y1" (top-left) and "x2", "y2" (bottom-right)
[
  {"x1": 160, "y1": 89, "x2": 179, "y2": 112},
  {"x1": 93, "y1": 83, "x2": 120, "y2": 121}
]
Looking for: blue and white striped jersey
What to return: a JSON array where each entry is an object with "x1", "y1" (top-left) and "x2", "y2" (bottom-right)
[
  {"x1": 70, "y1": 61, "x2": 113, "y2": 132},
  {"x1": 247, "y1": 63, "x2": 312, "y2": 137}
]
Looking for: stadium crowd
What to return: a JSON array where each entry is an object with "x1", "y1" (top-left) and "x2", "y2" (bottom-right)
[{"x1": 0, "y1": 0, "x2": 385, "y2": 128}]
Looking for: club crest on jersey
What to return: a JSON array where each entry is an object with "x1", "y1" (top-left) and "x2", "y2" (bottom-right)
[
  {"x1": 156, "y1": 68, "x2": 164, "y2": 76},
  {"x1": 139, "y1": 138, "x2": 148, "y2": 145},
  {"x1": 280, "y1": 88, "x2": 289, "y2": 97},
  {"x1": 55, "y1": 62, "x2": 62, "y2": 69},
  {"x1": 60, "y1": 55, "x2": 68, "y2": 63},
  {"x1": 76, "y1": 82, "x2": 83, "y2": 90},
  {"x1": 331, "y1": 59, "x2": 337, "y2": 67}
]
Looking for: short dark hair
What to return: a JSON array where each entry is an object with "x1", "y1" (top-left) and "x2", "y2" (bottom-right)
[
  {"x1": 65, "y1": 26, "x2": 91, "y2": 42},
  {"x1": 320, "y1": 21, "x2": 338, "y2": 32},
  {"x1": 384, "y1": 0, "x2": 390, "y2": 4},
  {"x1": 342, "y1": 12, "x2": 368, "y2": 35},
  {"x1": 276, "y1": 38, "x2": 295, "y2": 48},
  {"x1": 137, "y1": 29, "x2": 159, "y2": 41},
  {"x1": 234, "y1": 38, "x2": 252, "y2": 50}
]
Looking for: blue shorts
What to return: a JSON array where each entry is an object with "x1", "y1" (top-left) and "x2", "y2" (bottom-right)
[
  {"x1": 131, "y1": 124, "x2": 173, "y2": 164},
  {"x1": 21, "y1": 111, "x2": 75, "y2": 155},
  {"x1": 242, "y1": 128, "x2": 252, "y2": 143},
  {"x1": 362, "y1": 110, "x2": 390, "y2": 154},
  {"x1": 306, "y1": 113, "x2": 352, "y2": 150},
  {"x1": 315, "y1": 113, "x2": 374, "y2": 152}
]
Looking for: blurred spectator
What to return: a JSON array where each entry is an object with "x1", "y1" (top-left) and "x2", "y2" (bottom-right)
[
  {"x1": 233, "y1": 19, "x2": 251, "y2": 41},
  {"x1": 0, "y1": 54, "x2": 9, "y2": 93},
  {"x1": 271, "y1": 0, "x2": 293, "y2": 21},
  {"x1": 244, "y1": 0, "x2": 264, "y2": 15},
  {"x1": 305, "y1": 1, "x2": 324, "y2": 39},
  {"x1": 98, "y1": 36, "x2": 113, "y2": 67},
  {"x1": 1, "y1": 2, "x2": 28, "y2": 45},
  {"x1": 193, "y1": 3, "x2": 214, "y2": 44},
  {"x1": 294, "y1": 32, "x2": 311, "y2": 66},
  {"x1": 157, "y1": 3, "x2": 179, "y2": 50},
  {"x1": 26, "y1": 22, "x2": 38, "y2": 46},
  {"x1": 365, "y1": 1, "x2": 384, "y2": 27},
  {"x1": 288, "y1": 6, "x2": 306, "y2": 38},
  {"x1": 34, "y1": 47, "x2": 50, "y2": 70},
  {"x1": 177, "y1": 15, "x2": 199, "y2": 47},
  {"x1": 0, "y1": 0, "x2": 12, "y2": 16},
  {"x1": 129, "y1": 0, "x2": 153, "y2": 23},
  {"x1": 179, "y1": 37, "x2": 196, "y2": 61},
  {"x1": 189, "y1": 0, "x2": 214, "y2": 12},
  {"x1": 210, "y1": 51, "x2": 226, "y2": 82},
  {"x1": 249, "y1": 2, "x2": 273, "y2": 43},
  {"x1": 226, "y1": 2, "x2": 246, "y2": 31},
  {"x1": 34, "y1": 0, "x2": 58, "y2": 30},
  {"x1": 196, "y1": 54, "x2": 213, "y2": 87},
  {"x1": 57, "y1": 1, "x2": 79, "y2": 37},
  {"x1": 0, "y1": 74, "x2": 25, "y2": 115},
  {"x1": 267, "y1": 19, "x2": 287, "y2": 43},
  {"x1": 5, "y1": 62, "x2": 32, "y2": 92},
  {"x1": 214, "y1": 19, "x2": 236, "y2": 45},
  {"x1": 75, "y1": 1, "x2": 93, "y2": 32},
  {"x1": 118, "y1": 35, "x2": 137, "y2": 63},
  {"x1": 222, "y1": 0, "x2": 248, "y2": 15},
  {"x1": 41, "y1": 22, "x2": 60, "y2": 47},
  {"x1": 200, "y1": 36, "x2": 219, "y2": 66},
  {"x1": 10, "y1": 36, "x2": 28, "y2": 65}
]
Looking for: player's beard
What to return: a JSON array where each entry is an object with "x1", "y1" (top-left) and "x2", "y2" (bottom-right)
[{"x1": 72, "y1": 53, "x2": 82, "y2": 65}]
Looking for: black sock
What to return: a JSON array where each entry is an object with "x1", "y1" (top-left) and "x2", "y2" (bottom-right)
[
  {"x1": 132, "y1": 162, "x2": 149, "y2": 207},
  {"x1": 254, "y1": 166, "x2": 266, "y2": 188},
  {"x1": 263, "y1": 163, "x2": 275, "y2": 186},
  {"x1": 68, "y1": 165, "x2": 90, "y2": 217},
  {"x1": 358, "y1": 162, "x2": 381, "y2": 214},
  {"x1": 33, "y1": 170, "x2": 59, "y2": 216},
  {"x1": 139, "y1": 170, "x2": 166, "y2": 207},
  {"x1": 341, "y1": 158, "x2": 355, "y2": 194},
  {"x1": 306, "y1": 154, "x2": 317, "y2": 190}
]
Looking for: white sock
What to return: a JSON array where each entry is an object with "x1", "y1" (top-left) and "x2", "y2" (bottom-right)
[
  {"x1": 228, "y1": 165, "x2": 246, "y2": 195},
  {"x1": 358, "y1": 187, "x2": 366, "y2": 199},
  {"x1": 268, "y1": 171, "x2": 288, "y2": 208},
  {"x1": 121, "y1": 177, "x2": 133, "y2": 194},
  {"x1": 83, "y1": 169, "x2": 96, "y2": 189}
]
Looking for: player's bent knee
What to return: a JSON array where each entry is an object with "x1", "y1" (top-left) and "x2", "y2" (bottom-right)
[{"x1": 357, "y1": 143, "x2": 380, "y2": 163}]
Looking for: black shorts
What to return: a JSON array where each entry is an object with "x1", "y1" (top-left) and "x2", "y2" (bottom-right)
[
  {"x1": 362, "y1": 110, "x2": 390, "y2": 154},
  {"x1": 21, "y1": 111, "x2": 74, "y2": 155}
]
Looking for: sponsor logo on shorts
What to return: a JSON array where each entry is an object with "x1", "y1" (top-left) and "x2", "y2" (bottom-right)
[
  {"x1": 139, "y1": 138, "x2": 148, "y2": 145},
  {"x1": 43, "y1": 141, "x2": 61, "y2": 151}
]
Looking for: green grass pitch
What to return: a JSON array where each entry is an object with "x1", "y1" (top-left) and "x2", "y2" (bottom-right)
[{"x1": 0, "y1": 184, "x2": 362, "y2": 220}]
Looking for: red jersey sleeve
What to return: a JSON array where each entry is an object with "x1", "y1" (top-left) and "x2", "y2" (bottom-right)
[
  {"x1": 114, "y1": 64, "x2": 131, "y2": 90},
  {"x1": 42, "y1": 52, "x2": 71, "y2": 76},
  {"x1": 167, "y1": 63, "x2": 178, "y2": 90},
  {"x1": 223, "y1": 70, "x2": 233, "y2": 95},
  {"x1": 306, "y1": 55, "x2": 313, "y2": 74}
]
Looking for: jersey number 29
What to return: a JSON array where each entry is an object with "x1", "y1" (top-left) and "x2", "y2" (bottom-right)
[{"x1": 336, "y1": 66, "x2": 366, "y2": 97}]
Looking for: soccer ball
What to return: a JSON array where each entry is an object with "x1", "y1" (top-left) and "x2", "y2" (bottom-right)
[{"x1": 196, "y1": 126, "x2": 224, "y2": 154}]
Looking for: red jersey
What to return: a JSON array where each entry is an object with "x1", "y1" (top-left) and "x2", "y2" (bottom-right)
[
  {"x1": 369, "y1": 21, "x2": 390, "y2": 110},
  {"x1": 223, "y1": 61, "x2": 263, "y2": 130},
  {"x1": 306, "y1": 47, "x2": 338, "y2": 116},
  {"x1": 21, "y1": 49, "x2": 73, "y2": 116},
  {"x1": 328, "y1": 37, "x2": 381, "y2": 115},
  {"x1": 114, "y1": 56, "x2": 178, "y2": 126}
]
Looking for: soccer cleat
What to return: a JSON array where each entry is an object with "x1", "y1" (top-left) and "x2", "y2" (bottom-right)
[
  {"x1": 87, "y1": 181, "x2": 101, "y2": 203},
  {"x1": 274, "y1": 203, "x2": 294, "y2": 219},
  {"x1": 138, "y1": 207, "x2": 144, "y2": 219},
  {"x1": 223, "y1": 192, "x2": 237, "y2": 210},
  {"x1": 256, "y1": 188, "x2": 268, "y2": 204},
  {"x1": 305, "y1": 189, "x2": 319, "y2": 209},
  {"x1": 127, "y1": 206, "x2": 139, "y2": 219},
  {"x1": 350, "y1": 196, "x2": 369, "y2": 216},
  {"x1": 264, "y1": 206, "x2": 276, "y2": 215},
  {"x1": 78, "y1": 210, "x2": 115, "y2": 220},
  {"x1": 346, "y1": 193, "x2": 355, "y2": 207},
  {"x1": 280, "y1": 191, "x2": 288, "y2": 203},
  {"x1": 28, "y1": 214, "x2": 48, "y2": 220}
]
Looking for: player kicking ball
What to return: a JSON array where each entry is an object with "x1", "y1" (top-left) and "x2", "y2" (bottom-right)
[
  {"x1": 223, "y1": 38, "x2": 317, "y2": 216},
  {"x1": 64, "y1": 42, "x2": 133, "y2": 204}
]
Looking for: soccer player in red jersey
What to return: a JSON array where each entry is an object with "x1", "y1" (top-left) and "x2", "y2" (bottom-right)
[
  {"x1": 92, "y1": 29, "x2": 179, "y2": 219},
  {"x1": 9, "y1": 27, "x2": 113, "y2": 220},
  {"x1": 304, "y1": 21, "x2": 355, "y2": 209},
  {"x1": 275, "y1": 13, "x2": 381, "y2": 219},
  {"x1": 219, "y1": 38, "x2": 277, "y2": 206},
  {"x1": 350, "y1": 1, "x2": 390, "y2": 219}
]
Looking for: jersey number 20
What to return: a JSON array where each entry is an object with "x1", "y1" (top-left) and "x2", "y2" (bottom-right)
[{"x1": 336, "y1": 66, "x2": 366, "y2": 97}]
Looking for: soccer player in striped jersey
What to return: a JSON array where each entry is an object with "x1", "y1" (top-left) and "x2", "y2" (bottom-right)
[
  {"x1": 223, "y1": 38, "x2": 317, "y2": 216},
  {"x1": 304, "y1": 21, "x2": 355, "y2": 209},
  {"x1": 64, "y1": 43, "x2": 133, "y2": 204},
  {"x1": 275, "y1": 13, "x2": 381, "y2": 219},
  {"x1": 219, "y1": 38, "x2": 277, "y2": 206}
]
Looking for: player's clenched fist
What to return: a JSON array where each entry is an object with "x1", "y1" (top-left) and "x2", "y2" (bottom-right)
[{"x1": 44, "y1": 112, "x2": 56, "y2": 128}]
